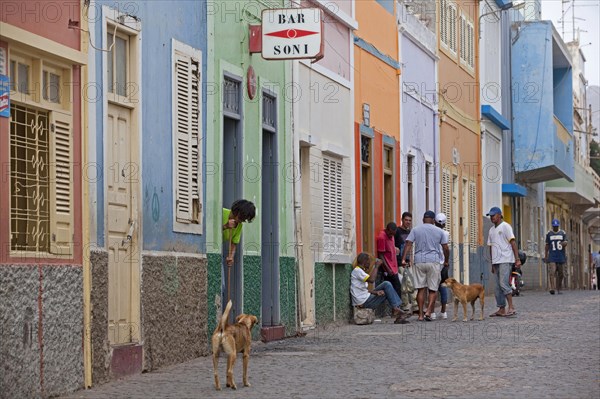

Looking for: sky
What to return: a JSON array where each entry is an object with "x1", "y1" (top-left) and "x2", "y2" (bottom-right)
[{"x1": 541, "y1": 0, "x2": 600, "y2": 86}]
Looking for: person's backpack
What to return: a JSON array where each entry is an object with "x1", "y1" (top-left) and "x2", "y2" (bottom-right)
[{"x1": 353, "y1": 307, "x2": 375, "y2": 325}]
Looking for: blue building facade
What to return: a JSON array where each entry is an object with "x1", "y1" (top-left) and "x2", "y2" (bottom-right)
[
  {"x1": 511, "y1": 21, "x2": 574, "y2": 183},
  {"x1": 87, "y1": 0, "x2": 208, "y2": 385}
]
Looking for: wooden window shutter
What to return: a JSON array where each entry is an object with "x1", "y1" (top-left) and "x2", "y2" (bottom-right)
[
  {"x1": 174, "y1": 52, "x2": 202, "y2": 224},
  {"x1": 469, "y1": 180, "x2": 478, "y2": 250},
  {"x1": 440, "y1": 0, "x2": 447, "y2": 46},
  {"x1": 323, "y1": 156, "x2": 344, "y2": 255},
  {"x1": 450, "y1": 5, "x2": 457, "y2": 53},
  {"x1": 460, "y1": 15, "x2": 466, "y2": 62},
  {"x1": 468, "y1": 22, "x2": 475, "y2": 68},
  {"x1": 49, "y1": 111, "x2": 73, "y2": 255},
  {"x1": 442, "y1": 169, "x2": 451, "y2": 233}
]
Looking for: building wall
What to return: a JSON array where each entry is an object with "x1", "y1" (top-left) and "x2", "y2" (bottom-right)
[
  {"x1": 206, "y1": 0, "x2": 296, "y2": 336},
  {"x1": 87, "y1": 0, "x2": 208, "y2": 385},
  {"x1": 1, "y1": 2, "x2": 84, "y2": 397}
]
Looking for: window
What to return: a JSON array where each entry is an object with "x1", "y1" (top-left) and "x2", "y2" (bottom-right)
[
  {"x1": 173, "y1": 41, "x2": 203, "y2": 233},
  {"x1": 10, "y1": 104, "x2": 73, "y2": 255},
  {"x1": 262, "y1": 92, "x2": 276, "y2": 131},
  {"x1": 446, "y1": 1, "x2": 458, "y2": 54},
  {"x1": 323, "y1": 156, "x2": 344, "y2": 255},
  {"x1": 107, "y1": 29, "x2": 129, "y2": 99},
  {"x1": 8, "y1": 50, "x2": 74, "y2": 257},
  {"x1": 460, "y1": 14, "x2": 475, "y2": 70},
  {"x1": 383, "y1": 146, "x2": 394, "y2": 223},
  {"x1": 441, "y1": 168, "x2": 451, "y2": 233},
  {"x1": 407, "y1": 155, "x2": 414, "y2": 214},
  {"x1": 440, "y1": 0, "x2": 448, "y2": 47},
  {"x1": 469, "y1": 181, "x2": 478, "y2": 250}
]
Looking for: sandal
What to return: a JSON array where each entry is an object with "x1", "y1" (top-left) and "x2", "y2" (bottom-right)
[
  {"x1": 505, "y1": 310, "x2": 517, "y2": 317},
  {"x1": 489, "y1": 311, "x2": 505, "y2": 317},
  {"x1": 424, "y1": 315, "x2": 433, "y2": 321}
]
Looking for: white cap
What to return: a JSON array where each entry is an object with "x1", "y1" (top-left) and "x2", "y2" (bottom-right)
[{"x1": 435, "y1": 213, "x2": 447, "y2": 225}]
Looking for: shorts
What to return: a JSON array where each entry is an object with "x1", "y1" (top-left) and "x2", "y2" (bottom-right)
[{"x1": 413, "y1": 262, "x2": 441, "y2": 291}]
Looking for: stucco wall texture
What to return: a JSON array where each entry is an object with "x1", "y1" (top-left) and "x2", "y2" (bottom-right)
[
  {"x1": 90, "y1": 250, "x2": 110, "y2": 386},
  {"x1": 142, "y1": 254, "x2": 208, "y2": 371},
  {"x1": 0, "y1": 265, "x2": 83, "y2": 399}
]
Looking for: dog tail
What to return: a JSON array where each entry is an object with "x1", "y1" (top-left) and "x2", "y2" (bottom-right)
[{"x1": 217, "y1": 300, "x2": 233, "y2": 333}]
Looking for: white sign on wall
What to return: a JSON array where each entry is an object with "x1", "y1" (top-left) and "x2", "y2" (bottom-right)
[{"x1": 261, "y1": 8, "x2": 323, "y2": 60}]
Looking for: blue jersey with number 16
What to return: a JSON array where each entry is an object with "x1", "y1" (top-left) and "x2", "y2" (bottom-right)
[{"x1": 546, "y1": 230, "x2": 567, "y2": 263}]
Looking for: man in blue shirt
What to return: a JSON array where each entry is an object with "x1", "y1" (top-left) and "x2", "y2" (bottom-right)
[{"x1": 544, "y1": 219, "x2": 568, "y2": 295}]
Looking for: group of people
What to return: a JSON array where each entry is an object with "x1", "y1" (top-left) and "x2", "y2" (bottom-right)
[
  {"x1": 352, "y1": 205, "x2": 569, "y2": 322},
  {"x1": 351, "y1": 210, "x2": 452, "y2": 323}
]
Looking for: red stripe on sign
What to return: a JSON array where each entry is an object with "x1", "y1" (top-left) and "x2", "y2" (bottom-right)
[{"x1": 265, "y1": 29, "x2": 319, "y2": 39}]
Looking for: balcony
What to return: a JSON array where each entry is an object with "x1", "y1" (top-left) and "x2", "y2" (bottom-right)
[
  {"x1": 546, "y1": 162, "x2": 597, "y2": 206},
  {"x1": 511, "y1": 21, "x2": 575, "y2": 183}
]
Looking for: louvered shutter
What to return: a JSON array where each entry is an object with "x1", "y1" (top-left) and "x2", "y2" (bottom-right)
[
  {"x1": 469, "y1": 181, "x2": 478, "y2": 250},
  {"x1": 442, "y1": 169, "x2": 451, "y2": 233},
  {"x1": 460, "y1": 15, "x2": 466, "y2": 62},
  {"x1": 449, "y1": 5, "x2": 457, "y2": 53},
  {"x1": 468, "y1": 22, "x2": 474, "y2": 68},
  {"x1": 49, "y1": 111, "x2": 73, "y2": 255},
  {"x1": 175, "y1": 52, "x2": 202, "y2": 224},
  {"x1": 440, "y1": 0, "x2": 447, "y2": 47},
  {"x1": 323, "y1": 156, "x2": 344, "y2": 256}
]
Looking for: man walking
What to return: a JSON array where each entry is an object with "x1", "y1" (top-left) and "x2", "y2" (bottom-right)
[
  {"x1": 594, "y1": 250, "x2": 600, "y2": 291},
  {"x1": 487, "y1": 207, "x2": 521, "y2": 317},
  {"x1": 544, "y1": 219, "x2": 568, "y2": 295},
  {"x1": 395, "y1": 212, "x2": 417, "y2": 312},
  {"x1": 377, "y1": 222, "x2": 402, "y2": 298},
  {"x1": 400, "y1": 211, "x2": 449, "y2": 321}
]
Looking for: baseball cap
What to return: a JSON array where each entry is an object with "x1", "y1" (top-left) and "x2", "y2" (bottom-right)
[
  {"x1": 435, "y1": 213, "x2": 447, "y2": 225},
  {"x1": 552, "y1": 218, "x2": 560, "y2": 227},
  {"x1": 424, "y1": 210, "x2": 436, "y2": 219},
  {"x1": 486, "y1": 206, "x2": 502, "y2": 216}
]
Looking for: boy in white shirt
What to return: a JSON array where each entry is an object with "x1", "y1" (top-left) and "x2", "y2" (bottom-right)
[{"x1": 351, "y1": 253, "x2": 410, "y2": 323}]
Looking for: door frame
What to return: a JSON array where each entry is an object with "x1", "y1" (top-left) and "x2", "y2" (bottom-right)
[{"x1": 102, "y1": 7, "x2": 142, "y2": 343}]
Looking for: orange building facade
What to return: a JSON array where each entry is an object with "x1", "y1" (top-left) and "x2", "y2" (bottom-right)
[
  {"x1": 354, "y1": 0, "x2": 402, "y2": 254},
  {"x1": 437, "y1": 0, "x2": 482, "y2": 283}
]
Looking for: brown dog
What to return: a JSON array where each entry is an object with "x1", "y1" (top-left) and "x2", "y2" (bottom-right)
[
  {"x1": 444, "y1": 278, "x2": 485, "y2": 322},
  {"x1": 212, "y1": 300, "x2": 258, "y2": 390}
]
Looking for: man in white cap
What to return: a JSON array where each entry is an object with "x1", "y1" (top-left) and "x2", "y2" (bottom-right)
[
  {"x1": 431, "y1": 213, "x2": 450, "y2": 320},
  {"x1": 400, "y1": 211, "x2": 449, "y2": 321},
  {"x1": 487, "y1": 206, "x2": 521, "y2": 317}
]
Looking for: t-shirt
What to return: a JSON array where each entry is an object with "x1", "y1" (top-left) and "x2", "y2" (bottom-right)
[
  {"x1": 594, "y1": 254, "x2": 600, "y2": 268},
  {"x1": 438, "y1": 229, "x2": 450, "y2": 264},
  {"x1": 406, "y1": 223, "x2": 448, "y2": 264},
  {"x1": 376, "y1": 230, "x2": 398, "y2": 274},
  {"x1": 487, "y1": 221, "x2": 516, "y2": 264},
  {"x1": 223, "y1": 208, "x2": 243, "y2": 244},
  {"x1": 546, "y1": 229, "x2": 567, "y2": 263},
  {"x1": 395, "y1": 226, "x2": 411, "y2": 264},
  {"x1": 350, "y1": 267, "x2": 371, "y2": 306}
]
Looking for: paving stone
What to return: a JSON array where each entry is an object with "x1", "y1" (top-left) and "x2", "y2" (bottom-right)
[{"x1": 61, "y1": 290, "x2": 600, "y2": 399}]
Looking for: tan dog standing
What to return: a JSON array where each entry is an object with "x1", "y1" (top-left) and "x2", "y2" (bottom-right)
[
  {"x1": 212, "y1": 300, "x2": 258, "y2": 390},
  {"x1": 444, "y1": 278, "x2": 485, "y2": 321}
]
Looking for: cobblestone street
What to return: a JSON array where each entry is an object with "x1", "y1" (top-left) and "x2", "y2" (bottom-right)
[{"x1": 62, "y1": 290, "x2": 600, "y2": 399}]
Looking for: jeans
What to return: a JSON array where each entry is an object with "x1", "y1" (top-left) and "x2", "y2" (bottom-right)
[
  {"x1": 493, "y1": 263, "x2": 512, "y2": 308},
  {"x1": 362, "y1": 281, "x2": 402, "y2": 309},
  {"x1": 439, "y1": 285, "x2": 448, "y2": 305},
  {"x1": 384, "y1": 272, "x2": 402, "y2": 299}
]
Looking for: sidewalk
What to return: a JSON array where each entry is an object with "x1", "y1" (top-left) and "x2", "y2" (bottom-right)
[{"x1": 62, "y1": 290, "x2": 600, "y2": 399}]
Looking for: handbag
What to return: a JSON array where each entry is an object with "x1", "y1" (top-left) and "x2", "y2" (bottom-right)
[{"x1": 353, "y1": 307, "x2": 375, "y2": 325}]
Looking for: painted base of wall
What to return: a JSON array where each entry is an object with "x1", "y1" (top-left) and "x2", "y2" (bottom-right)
[
  {"x1": 0, "y1": 264, "x2": 83, "y2": 399},
  {"x1": 314, "y1": 263, "x2": 352, "y2": 325},
  {"x1": 207, "y1": 254, "x2": 298, "y2": 342},
  {"x1": 90, "y1": 250, "x2": 208, "y2": 388}
]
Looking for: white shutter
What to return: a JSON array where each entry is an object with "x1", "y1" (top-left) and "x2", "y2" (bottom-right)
[
  {"x1": 323, "y1": 156, "x2": 344, "y2": 257},
  {"x1": 49, "y1": 111, "x2": 73, "y2": 255},
  {"x1": 469, "y1": 181, "x2": 478, "y2": 250},
  {"x1": 449, "y1": 4, "x2": 457, "y2": 53},
  {"x1": 460, "y1": 15, "x2": 466, "y2": 63},
  {"x1": 442, "y1": 169, "x2": 451, "y2": 233},
  {"x1": 440, "y1": 0, "x2": 447, "y2": 47},
  {"x1": 174, "y1": 52, "x2": 202, "y2": 225},
  {"x1": 468, "y1": 22, "x2": 474, "y2": 68}
]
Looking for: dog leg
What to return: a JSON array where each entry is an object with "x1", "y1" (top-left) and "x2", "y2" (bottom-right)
[
  {"x1": 462, "y1": 301, "x2": 468, "y2": 322},
  {"x1": 480, "y1": 294, "x2": 485, "y2": 321},
  {"x1": 452, "y1": 299, "x2": 459, "y2": 322},
  {"x1": 470, "y1": 301, "x2": 475, "y2": 321},
  {"x1": 213, "y1": 352, "x2": 221, "y2": 391},
  {"x1": 242, "y1": 349, "x2": 251, "y2": 387},
  {"x1": 226, "y1": 353, "x2": 237, "y2": 389}
]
